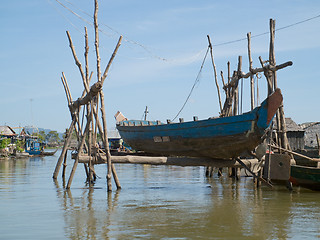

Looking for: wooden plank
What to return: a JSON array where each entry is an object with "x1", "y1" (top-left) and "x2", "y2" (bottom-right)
[{"x1": 269, "y1": 144, "x2": 320, "y2": 162}]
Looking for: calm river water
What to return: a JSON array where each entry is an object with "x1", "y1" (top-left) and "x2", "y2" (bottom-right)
[{"x1": 0, "y1": 150, "x2": 319, "y2": 239}]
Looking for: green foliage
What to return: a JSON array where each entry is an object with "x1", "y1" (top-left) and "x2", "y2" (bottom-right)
[
  {"x1": 15, "y1": 140, "x2": 24, "y2": 152},
  {"x1": 0, "y1": 138, "x2": 11, "y2": 149},
  {"x1": 47, "y1": 130, "x2": 60, "y2": 143},
  {"x1": 38, "y1": 131, "x2": 46, "y2": 143}
]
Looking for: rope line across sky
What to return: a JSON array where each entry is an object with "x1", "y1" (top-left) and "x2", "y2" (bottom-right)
[{"x1": 50, "y1": 0, "x2": 320, "y2": 62}]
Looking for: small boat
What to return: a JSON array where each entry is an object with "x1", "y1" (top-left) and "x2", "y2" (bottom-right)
[
  {"x1": 25, "y1": 138, "x2": 58, "y2": 156},
  {"x1": 25, "y1": 138, "x2": 41, "y2": 155},
  {"x1": 39, "y1": 149, "x2": 58, "y2": 156},
  {"x1": 116, "y1": 88, "x2": 283, "y2": 160},
  {"x1": 290, "y1": 165, "x2": 320, "y2": 191}
]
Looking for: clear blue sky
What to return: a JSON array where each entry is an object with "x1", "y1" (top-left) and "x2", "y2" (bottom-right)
[{"x1": 1, "y1": 0, "x2": 319, "y2": 133}]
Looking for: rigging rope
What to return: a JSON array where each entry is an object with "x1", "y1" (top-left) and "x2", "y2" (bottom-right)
[
  {"x1": 171, "y1": 47, "x2": 210, "y2": 122},
  {"x1": 52, "y1": 0, "x2": 167, "y2": 61},
  {"x1": 213, "y1": 14, "x2": 320, "y2": 47},
  {"x1": 51, "y1": 0, "x2": 320, "y2": 62}
]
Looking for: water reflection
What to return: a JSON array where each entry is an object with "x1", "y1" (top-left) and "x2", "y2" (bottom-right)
[
  {"x1": 54, "y1": 178, "x2": 122, "y2": 239},
  {"x1": 1, "y1": 157, "x2": 319, "y2": 239},
  {"x1": 52, "y1": 165, "x2": 319, "y2": 239}
]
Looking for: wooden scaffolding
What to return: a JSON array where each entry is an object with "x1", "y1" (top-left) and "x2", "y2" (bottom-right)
[{"x1": 52, "y1": 0, "x2": 122, "y2": 191}]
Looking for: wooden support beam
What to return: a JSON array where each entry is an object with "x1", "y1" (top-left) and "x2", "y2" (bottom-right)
[
  {"x1": 99, "y1": 91, "x2": 115, "y2": 191},
  {"x1": 84, "y1": 27, "x2": 90, "y2": 84},
  {"x1": 226, "y1": 60, "x2": 292, "y2": 89},
  {"x1": 76, "y1": 154, "x2": 260, "y2": 168},
  {"x1": 101, "y1": 36, "x2": 123, "y2": 84},
  {"x1": 207, "y1": 35, "x2": 222, "y2": 112},
  {"x1": 66, "y1": 113, "x2": 92, "y2": 189},
  {"x1": 62, "y1": 149, "x2": 68, "y2": 178},
  {"x1": 69, "y1": 82, "x2": 102, "y2": 112},
  {"x1": 94, "y1": 0, "x2": 102, "y2": 83},
  {"x1": 236, "y1": 157, "x2": 273, "y2": 188},
  {"x1": 53, "y1": 118, "x2": 76, "y2": 179},
  {"x1": 258, "y1": 56, "x2": 273, "y2": 95},
  {"x1": 269, "y1": 144, "x2": 320, "y2": 162},
  {"x1": 66, "y1": 31, "x2": 90, "y2": 93},
  {"x1": 247, "y1": 32, "x2": 255, "y2": 110},
  {"x1": 316, "y1": 134, "x2": 320, "y2": 156}
]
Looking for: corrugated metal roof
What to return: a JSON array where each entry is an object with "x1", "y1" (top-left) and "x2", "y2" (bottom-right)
[{"x1": 108, "y1": 130, "x2": 121, "y2": 139}]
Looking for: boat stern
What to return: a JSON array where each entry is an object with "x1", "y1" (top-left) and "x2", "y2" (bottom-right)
[{"x1": 257, "y1": 88, "x2": 283, "y2": 129}]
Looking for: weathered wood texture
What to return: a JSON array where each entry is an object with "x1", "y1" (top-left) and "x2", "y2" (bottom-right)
[
  {"x1": 54, "y1": 0, "x2": 123, "y2": 191},
  {"x1": 207, "y1": 35, "x2": 222, "y2": 112},
  {"x1": 76, "y1": 154, "x2": 260, "y2": 168}
]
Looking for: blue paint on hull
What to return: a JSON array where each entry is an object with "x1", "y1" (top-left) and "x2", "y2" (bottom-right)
[{"x1": 117, "y1": 89, "x2": 282, "y2": 159}]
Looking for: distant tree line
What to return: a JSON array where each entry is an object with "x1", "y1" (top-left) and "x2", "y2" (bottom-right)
[{"x1": 37, "y1": 130, "x2": 61, "y2": 145}]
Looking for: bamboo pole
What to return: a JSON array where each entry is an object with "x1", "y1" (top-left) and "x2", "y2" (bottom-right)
[
  {"x1": 269, "y1": 144, "x2": 320, "y2": 162},
  {"x1": 207, "y1": 35, "x2": 223, "y2": 112},
  {"x1": 227, "y1": 61, "x2": 231, "y2": 98},
  {"x1": 269, "y1": 19, "x2": 281, "y2": 148},
  {"x1": 53, "y1": 118, "x2": 76, "y2": 179},
  {"x1": 85, "y1": 27, "x2": 90, "y2": 84},
  {"x1": 88, "y1": 126, "x2": 93, "y2": 185},
  {"x1": 220, "y1": 71, "x2": 227, "y2": 96},
  {"x1": 66, "y1": 113, "x2": 92, "y2": 189},
  {"x1": 247, "y1": 32, "x2": 255, "y2": 110},
  {"x1": 101, "y1": 36, "x2": 123, "y2": 84},
  {"x1": 233, "y1": 56, "x2": 242, "y2": 116},
  {"x1": 66, "y1": 31, "x2": 90, "y2": 93},
  {"x1": 100, "y1": 91, "x2": 117, "y2": 191},
  {"x1": 258, "y1": 56, "x2": 273, "y2": 95},
  {"x1": 61, "y1": 74, "x2": 71, "y2": 105},
  {"x1": 93, "y1": 0, "x2": 121, "y2": 191},
  {"x1": 62, "y1": 139, "x2": 68, "y2": 178},
  {"x1": 269, "y1": 18, "x2": 289, "y2": 151},
  {"x1": 316, "y1": 134, "x2": 320, "y2": 156},
  {"x1": 61, "y1": 72, "x2": 89, "y2": 153},
  {"x1": 94, "y1": 0, "x2": 102, "y2": 83}
]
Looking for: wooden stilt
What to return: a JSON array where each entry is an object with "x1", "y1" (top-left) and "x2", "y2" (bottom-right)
[
  {"x1": 66, "y1": 114, "x2": 92, "y2": 189},
  {"x1": 236, "y1": 158, "x2": 273, "y2": 188},
  {"x1": 316, "y1": 134, "x2": 320, "y2": 156},
  {"x1": 205, "y1": 166, "x2": 211, "y2": 177},
  {"x1": 99, "y1": 91, "x2": 113, "y2": 191},
  {"x1": 53, "y1": 119, "x2": 76, "y2": 179},
  {"x1": 62, "y1": 150, "x2": 68, "y2": 178}
]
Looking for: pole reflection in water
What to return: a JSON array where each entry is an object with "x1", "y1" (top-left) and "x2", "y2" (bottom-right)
[
  {"x1": 54, "y1": 178, "x2": 121, "y2": 240},
  {"x1": 0, "y1": 152, "x2": 319, "y2": 239}
]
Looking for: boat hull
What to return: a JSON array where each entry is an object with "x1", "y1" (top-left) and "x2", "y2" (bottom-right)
[
  {"x1": 290, "y1": 165, "x2": 320, "y2": 191},
  {"x1": 117, "y1": 89, "x2": 283, "y2": 160}
]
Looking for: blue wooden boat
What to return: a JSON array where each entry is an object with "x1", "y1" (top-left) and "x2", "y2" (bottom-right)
[
  {"x1": 25, "y1": 138, "x2": 42, "y2": 155},
  {"x1": 116, "y1": 89, "x2": 283, "y2": 160}
]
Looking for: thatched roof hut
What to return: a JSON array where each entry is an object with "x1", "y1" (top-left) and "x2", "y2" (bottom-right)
[{"x1": 0, "y1": 126, "x2": 16, "y2": 137}]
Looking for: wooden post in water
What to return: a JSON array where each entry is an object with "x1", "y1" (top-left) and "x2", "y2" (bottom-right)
[{"x1": 316, "y1": 134, "x2": 320, "y2": 156}]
